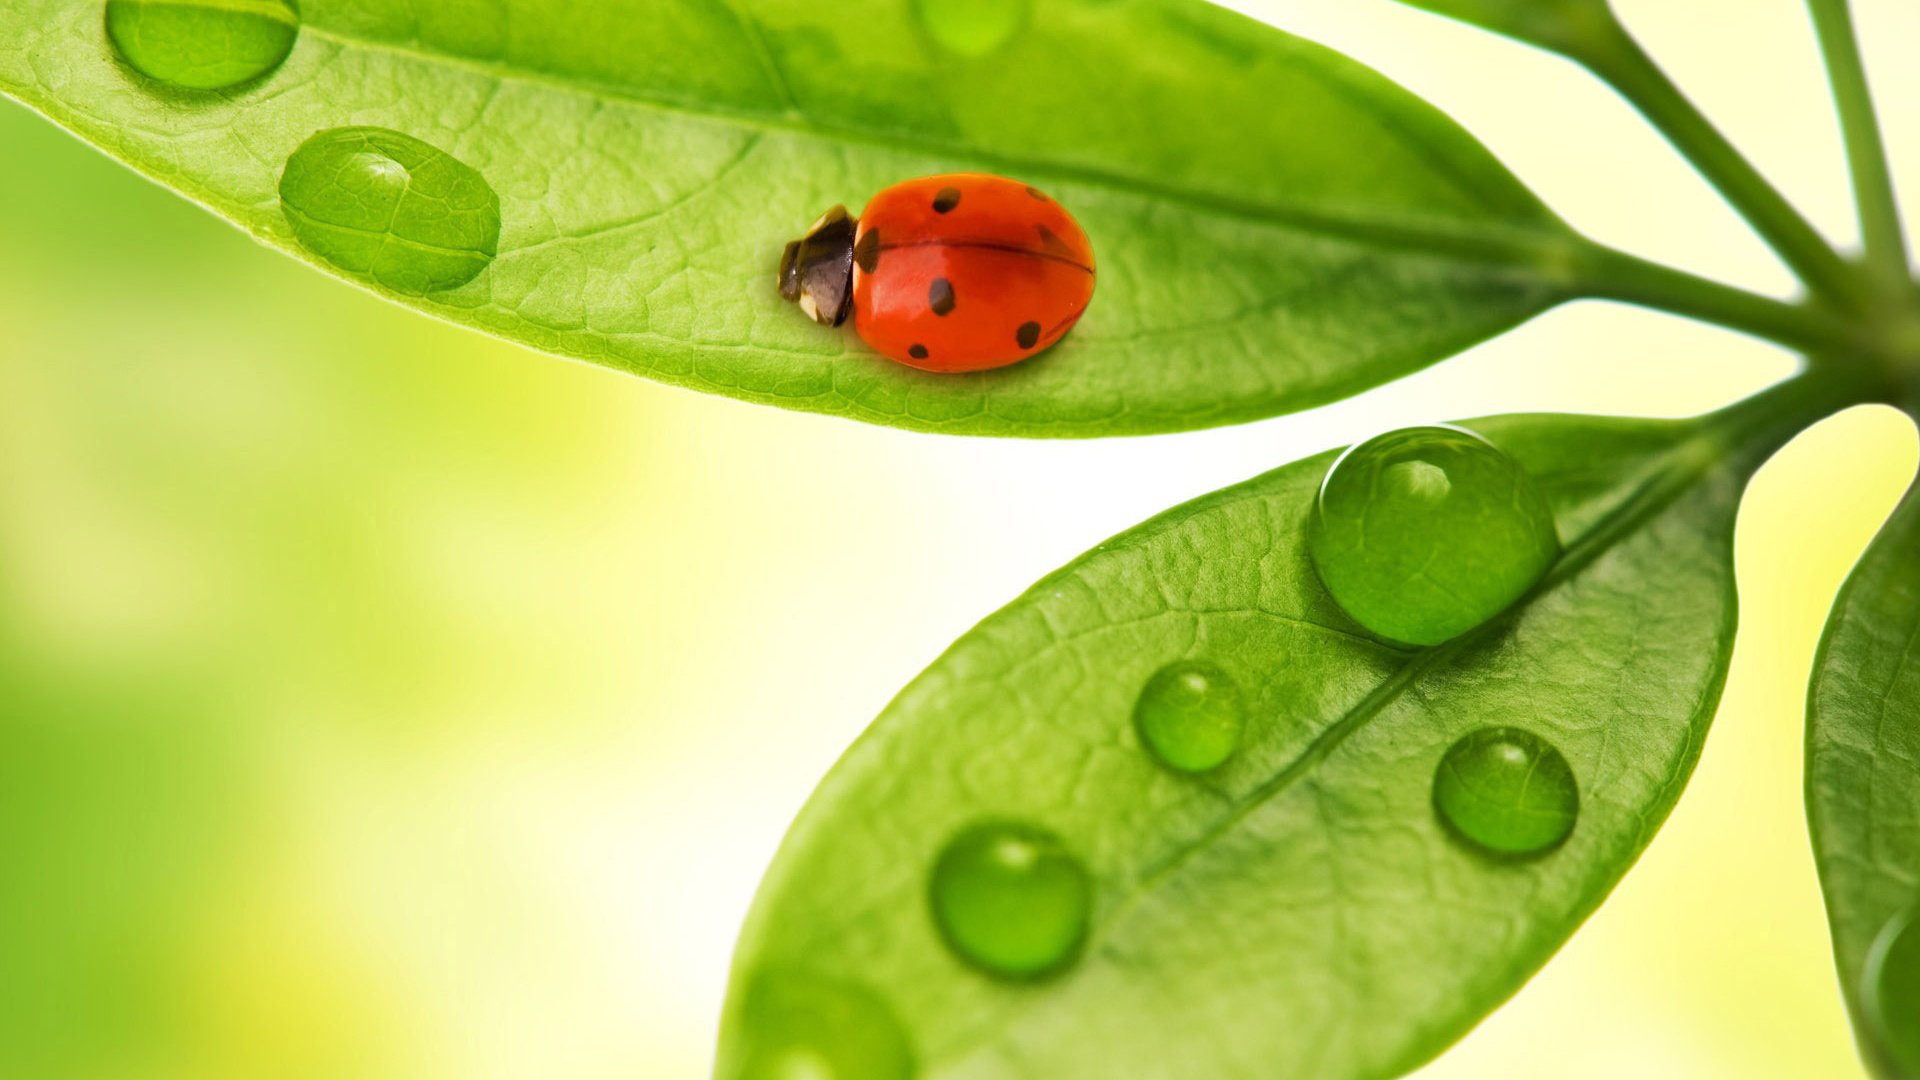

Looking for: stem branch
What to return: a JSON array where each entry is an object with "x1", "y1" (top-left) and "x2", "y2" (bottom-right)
[
  {"x1": 1573, "y1": 244, "x2": 1861, "y2": 357},
  {"x1": 1575, "y1": 16, "x2": 1863, "y2": 310},
  {"x1": 1805, "y1": 0, "x2": 1910, "y2": 296}
]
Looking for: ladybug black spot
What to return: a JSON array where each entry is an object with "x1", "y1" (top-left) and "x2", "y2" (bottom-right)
[
  {"x1": 1036, "y1": 224, "x2": 1074, "y2": 257},
  {"x1": 930, "y1": 277, "x2": 956, "y2": 316},
  {"x1": 854, "y1": 229, "x2": 882, "y2": 274},
  {"x1": 1016, "y1": 321, "x2": 1042, "y2": 349},
  {"x1": 910, "y1": 344, "x2": 929, "y2": 360},
  {"x1": 1026, "y1": 186, "x2": 1048, "y2": 201},
  {"x1": 933, "y1": 187, "x2": 962, "y2": 213}
]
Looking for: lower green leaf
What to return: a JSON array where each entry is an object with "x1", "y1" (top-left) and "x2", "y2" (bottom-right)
[
  {"x1": 1809, "y1": 477, "x2": 1920, "y2": 1080},
  {"x1": 721, "y1": 389, "x2": 1822, "y2": 1078}
]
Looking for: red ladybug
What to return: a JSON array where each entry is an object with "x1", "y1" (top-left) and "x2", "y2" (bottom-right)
[{"x1": 777, "y1": 173, "x2": 1096, "y2": 373}]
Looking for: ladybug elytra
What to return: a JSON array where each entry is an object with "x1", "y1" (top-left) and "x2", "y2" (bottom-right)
[{"x1": 778, "y1": 173, "x2": 1096, "y2": 373}]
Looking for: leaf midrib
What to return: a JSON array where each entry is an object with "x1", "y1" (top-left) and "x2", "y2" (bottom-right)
[{"x1": 293, "y1": 22, "x2": 1582, "y2": 282}]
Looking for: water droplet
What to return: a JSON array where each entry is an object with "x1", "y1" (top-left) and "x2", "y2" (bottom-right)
[
  {"x1": 1133, "y1": 660, "x2": 1245, "y2": 773},
  {"x1": 278, "y1": 127, "x2": 501, "y2": 296},
  {"x1": 1865, "y1": 902, "x2": 1920, "y2": 1075},
  {"x1": 929, "y1": 820, "x2": 1090, "y2": 979},
  {"x1": 105, "y1": 0, "x2": 300, "y2": 91},
  {"x1": 734, "y1": 969, "x2": 914, "y2": 1080},
  {"x1": 1432, "y1": 727, "x2": 1578, "y2": 858},
  {"x1": 1309, "y1": 425, "x2": 1558, "y2": 646},
  {"x1": 912, "y1": 0, "x2": 1030, "y2": 58}
]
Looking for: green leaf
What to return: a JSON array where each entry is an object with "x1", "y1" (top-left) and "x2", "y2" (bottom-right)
[
  {"x1": 0, "y1": 0, "x2": 1581, "y2": 436},
  {"x1": 721, "y1": 390, "x2": 1822, "y2": 1078},
  {"x1": 1808, "y1": 477, "x2": 1920, "y2": 1080}
]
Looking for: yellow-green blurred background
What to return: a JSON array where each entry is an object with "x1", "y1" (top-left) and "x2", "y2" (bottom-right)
[{"x1": 2, "y1": 0, "x2": 1917, "y2": 1076}]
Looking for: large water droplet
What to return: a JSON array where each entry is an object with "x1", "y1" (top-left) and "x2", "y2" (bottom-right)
[
  {"x1": 929, "y1": 820, "x2": 1090, "y2": 980},
  {"x1": 735, "y1": 969, "x2": 914, "y2": 1080},
  {"x1": 912, "y1": 0, "x2": 1029, "y2": 57},
  {"x1": 1432, "y1": 726, "x2": 1578, "y2": 858},
  {"x1": 1133, "y1": 660, "x2": 1245, "y2": 773},
  {"x1": 1310, "y1": 425, "x2": 1558, "y2": 646},
  {"x1": 1865, "y1": 902, "x2": 1920, "y2": 1075},
  {"x1": 278, "y1": 127, "x2": 501, "y2": 296},
  {"x1": 105, "y1": 0, "x2": 299, "y2": 91}
]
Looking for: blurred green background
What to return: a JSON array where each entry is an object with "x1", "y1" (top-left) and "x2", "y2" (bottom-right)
[{"x1": 1, "y1": 0, "x2": 1917, "y2": 1076}]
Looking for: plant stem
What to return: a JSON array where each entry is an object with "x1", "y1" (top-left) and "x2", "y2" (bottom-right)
[
  {"x1": 1707, "y1": 356, "x2": 1888, "y2": 453},
  {"x1": 1805, "y1": 0, "x2": 1911, "y2": 297},
  {"x1": 1574, "y1": 15, "x2": 1865, "y2": 311},
  {"x1": 1573, "y1": 243, "x2": 1862, "y2": 357}
]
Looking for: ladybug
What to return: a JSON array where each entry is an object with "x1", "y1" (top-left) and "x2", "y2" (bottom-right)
[{"x1": 777, "y1": 173, "x2": 1096, "y2": 373}]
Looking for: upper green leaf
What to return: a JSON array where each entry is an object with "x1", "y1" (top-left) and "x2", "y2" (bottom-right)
[
  {"x1": 0, "y1": 0, "x2": 1579, "y2": 435},
  {"x1": 720, "y1": 391, "x2": 1817, "y2": 1077},
  {"x1": 1808, "y1": 476, "x2": 1920, "y2": 1080}
]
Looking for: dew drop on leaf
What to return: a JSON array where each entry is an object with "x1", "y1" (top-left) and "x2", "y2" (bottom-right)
[
  {"x1": 1309, "y1": 425, "x2": 1558, "y2": 646},
  {"x1": 277, "y1": 127, "x2": 501, "y2": 296},
  {"x1": 1133, "y1": 660, "x2": 1245, "y2": 773},
  {"x1": 1432, "y1": 726, "x2": 1578, "y2": 858},
  {"x1": 911, "y1": 0, "x2": 1029, "y2": 58},
  {"x1": 929, "y1": 820, "x2": 1090, "y2": 980},
  {"x1": 1864, "y1": 901, "x2": 1920, "y2": 1075},
  {"x1": 734, "y1": 969, "x2": 914, "y2": 1080},
  {"x1": 105, "y1": 0, "x2": 300, "y2": 91}
]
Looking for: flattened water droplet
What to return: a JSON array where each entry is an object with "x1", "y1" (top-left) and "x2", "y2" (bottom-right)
[
  {"x1": 735, "y1": 969, "x2": 914, "y2": 1080},
  {"x1": 1133, "y1": 660, "x2": 1244, "y2": 773},
  {"x1": 929, "y1": 820, "x2": 1090, "y2": 980},
  {"x1": 912, "y1": 0, "x2": 1029, "y2": 58},
  {"x1": 1432, "y1": 727, "x2": 1578, "y2": 858},
  {"x1": 1865, "y1": 901, "x2": 1920, "y2": 1075},
  {"x1": 105, "y1": 0, "x2": 299, "y2": 90},
  {"x1": 278, "y1": 127, "x2": 500, "y2": 296},
  {"x1": 1309, "y1": 425, "x2": 1558, "y2": 646}
]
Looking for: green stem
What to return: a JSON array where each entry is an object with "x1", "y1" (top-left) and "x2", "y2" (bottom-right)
[
  {"x1": 1573, "y1": 243, "x2": 1862, "y2": 357},
  {"x1": 1574, "y1": 15, "x2": 1865, "y2": 310},
  {"x1": 1704, "y1": 357, "x2": 1888, "y2": 460},
  {"x1": 1805, "y1": 0, "x2": 1911, "y2": 297}
]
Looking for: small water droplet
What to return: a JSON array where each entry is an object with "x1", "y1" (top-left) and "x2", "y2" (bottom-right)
[
  {"x1": 1310, "y1": 425, "x2": 1558, "y2": 647},
  {"x1": 278, "y1": 127, "x2": 501, "y2": 296},
  {"x1": 105, "y1": 0, "x2": 299, "y2": 91},
  {"x1": 735, "y1": 969, "x2": 914, "y2": 1080},
  {"x1": 1133, "y1": 660, "x2": 1245, "y2": 773},
  {"x1": 929, "y1": 820, "x2": 1090, "y2": 980},
  {"x1": 1865, "y1": 902, "x2": 1920, "y2": 1075},
  {"x1": 912, "y1": 0, "x2": 1030, "y2": 58},
  {"x1": 1432, "y1": 727, "x2": 1578, "y2": 858}
]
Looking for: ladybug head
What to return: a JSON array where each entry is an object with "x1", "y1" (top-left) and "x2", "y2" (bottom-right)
[{"x1": 778, "y1": 205, "x2": 856, "y2": 326}]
